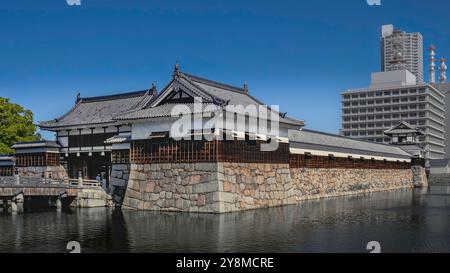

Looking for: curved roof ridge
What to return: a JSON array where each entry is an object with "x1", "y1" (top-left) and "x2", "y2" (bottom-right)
[
  {"x1": 82, "y1": 89, "x2": 149, "y2": 102},
  {"x1": 182, "y1": 72, "x2": 245, "y2": 94},
  {"x1": 300, "y1": 128, "x2": 402, "y2": 149}
]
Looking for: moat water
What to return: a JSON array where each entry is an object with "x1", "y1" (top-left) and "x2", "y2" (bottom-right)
[{"x1": 1, "y1": 184, "x2": 450, "y2": 253}]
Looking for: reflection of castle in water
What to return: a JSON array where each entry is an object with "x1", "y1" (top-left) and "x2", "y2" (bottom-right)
[{"x1": 2, "y1": 185, "x2": 450, "y2": 252}]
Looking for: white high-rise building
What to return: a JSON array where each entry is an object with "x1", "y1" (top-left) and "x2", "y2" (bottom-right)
[{"x1": 381, "y1": 24, "x2": 424, "y2": 83}]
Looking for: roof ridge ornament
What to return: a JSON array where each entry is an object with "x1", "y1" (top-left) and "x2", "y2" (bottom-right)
[
  {"x1": 243, "y1": 83, "x2": 249, "y2": 94},
  {"x1": 150, "y1": 82, "x2": 158, "y2": 96},
  {"x1": 75, "y1": 91, "x2": 81, "y2": 104},
  {"x1": 173, "y1": 61, "x2": 181, "y2": 78}
]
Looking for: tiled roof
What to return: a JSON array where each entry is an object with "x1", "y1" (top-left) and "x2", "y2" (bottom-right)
[
  {"x1": 290, "y1": 129, "x2": 412, "y2": 159},
  {"x1": 115, "y1": 103, "x2": 219, "y2": 120},
  {"x1": 115, "y1": 70, "x2": 304, "y2": 127},
  {"x1": 39, "y1": 90, "x2": 155, "y2": 129},
  {"x1": 384, "y1": 121, "x2": 424, "y2": 135},
  {"x1": 11, "y1": 140, "x2": 61, "y2": 149}
]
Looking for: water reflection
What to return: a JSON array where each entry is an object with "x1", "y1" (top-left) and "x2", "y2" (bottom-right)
[{"x1": 1, "y1": 185, "x2": 450, "y2": 253}]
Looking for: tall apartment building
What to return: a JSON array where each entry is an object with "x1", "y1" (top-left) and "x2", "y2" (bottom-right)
[
  {"x1": 381, "y1": 24, "x2": 424, "y2": 83},
  {"x1": 341, "y1": 70, "x2": 445, "y2": 160}
]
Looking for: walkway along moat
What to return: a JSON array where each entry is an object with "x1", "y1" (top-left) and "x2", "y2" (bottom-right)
[{"x1": 0, "y1": 176, "x2": 110, "y2": 213}]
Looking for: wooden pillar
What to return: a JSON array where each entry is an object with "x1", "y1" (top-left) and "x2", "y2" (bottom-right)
[{"x1": 78, "y1": 128, "x2": 82, "y2": 153}]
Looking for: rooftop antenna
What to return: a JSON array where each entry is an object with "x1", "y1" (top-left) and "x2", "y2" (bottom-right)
[
  {"x1": 429, "y1": 45, "x2": 436, "y2": 84},
  {"x1": 440, "y1": 57, "x2": 447, "y2": 83}
]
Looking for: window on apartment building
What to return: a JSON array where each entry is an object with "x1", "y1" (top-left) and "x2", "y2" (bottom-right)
[
  {"x1": 359, "y1": 93, "x2": 366, "y2": 98},
  {"x1": 384, "y1": 122, "x2": 391, "y2": 127},
  {"x1": 344, "y1": 102, "x2": 350, "y2": 107},
  {"x1": 376, "y1": 92, "x2": 382, "y2": 97},
  {"x1": 401, "y1": 90, "x2": 408, "y2": 94},
  {"x1": 384, "y1": 91, "x2": 391, "y2": 96},
  {"x1": 393, "y1": 91, "x2": 399, "y2": 95}
]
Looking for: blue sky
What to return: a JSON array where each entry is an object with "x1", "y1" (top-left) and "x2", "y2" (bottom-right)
[{"x1": 1, "y1": 0, "x2": 450, "y2": 139}]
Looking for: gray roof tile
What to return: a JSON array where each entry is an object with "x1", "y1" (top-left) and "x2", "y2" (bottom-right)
[
  {"x1": 290, "y1": 129, "x2": 412, "y2": 159},
  {"x1": 39, "y1": 90, "x2": 155, "y2": 129}
]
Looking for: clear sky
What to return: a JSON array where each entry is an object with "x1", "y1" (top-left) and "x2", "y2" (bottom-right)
[{"x1": 1, "y1": 0, "x2": 449, "y2": 139}]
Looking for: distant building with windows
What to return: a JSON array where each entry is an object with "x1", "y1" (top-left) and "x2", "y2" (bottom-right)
[
  {"x1": 341, "y1": 70, "x2": 445, "y2": 160},
  {"x1": 381, "y1": 24, "x2": 424, "y2": 83}
]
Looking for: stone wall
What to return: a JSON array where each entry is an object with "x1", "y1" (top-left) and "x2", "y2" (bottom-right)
[
  {"x1": 110, "y1": 164, "x2": 131, "y2": 205},
  {"x1": 122, "y1": 163, "x2": 220, "y2": 213},
  {"x1": 71, "y1": 188, "x2": 112, "y2": 208},
  {"x1": 289, "y1": 167, "x2": 413, "y2": 201},
  {"x1": 16, "y1": 166, "x2": 68, "y2": 180},
  {"x1": 122, "y1": 162, "x2": 417, "y2": 213},
  {"x1": 412, "y1": 166, "x2": 428, "y2": 187}
]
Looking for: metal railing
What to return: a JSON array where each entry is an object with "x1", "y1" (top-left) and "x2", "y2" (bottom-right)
[{"x1": 0, "y1": 176, "x2": 101, "y2": 188}]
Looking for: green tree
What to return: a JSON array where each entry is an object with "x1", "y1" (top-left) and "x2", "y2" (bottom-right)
[{"x1": 0, "y1": 97, "x2": 41, "y2": 154}]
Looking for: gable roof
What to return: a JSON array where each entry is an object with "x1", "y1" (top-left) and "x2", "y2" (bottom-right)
[
  {"x1": 384, "y1": 121, "x2": 424, "y2": 136},
  {"x1": 290, "y1": 129, "x2": 412, "y2": 160},
  {"x1": 39, "y1": 89, "x2": 156, "y2": 130},
  {"x1": 115, "y1": 68, "x2": 305, "y2": 127}
]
